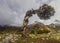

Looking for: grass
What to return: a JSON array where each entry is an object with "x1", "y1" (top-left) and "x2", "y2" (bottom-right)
[
  {"x1": 0, "y1": 28, "x2": 60, "y2": 43},
  {"x1": 0, "y1": 32, "x2": 60, "y2": 43}
]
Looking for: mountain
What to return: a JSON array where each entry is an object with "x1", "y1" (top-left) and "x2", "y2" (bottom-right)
[
  {"x1": 49, "y1": 23, "x2": 60, "y2": 29},
  {"x1": 27, "y1": 21, "x2": 51, "y2": 31},
  {"x1": 0, "y1": 21, "x2": 60, "y2": 33}
]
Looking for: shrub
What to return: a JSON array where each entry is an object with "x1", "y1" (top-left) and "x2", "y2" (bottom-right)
[{"x1": 37, "y1": 29, "x2": 50, "y2": 34}]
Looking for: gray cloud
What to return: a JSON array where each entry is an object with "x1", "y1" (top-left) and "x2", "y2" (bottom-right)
[{"x1": 0, "y1": 0, "x2": 58, "y2": 26}]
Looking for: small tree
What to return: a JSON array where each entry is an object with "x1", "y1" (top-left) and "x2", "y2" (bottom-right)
[{"x1": 23, "y1": 4, "x2": 55, "y2": 38}]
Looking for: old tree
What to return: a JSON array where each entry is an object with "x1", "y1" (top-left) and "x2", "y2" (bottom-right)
[{"x1": 23, "y1": 4, "x2": 55, "y2": 37}]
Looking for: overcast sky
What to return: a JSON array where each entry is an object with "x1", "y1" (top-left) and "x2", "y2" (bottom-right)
[{"x1": 0, "y1": 0, "x2": 60, "y2": 26}]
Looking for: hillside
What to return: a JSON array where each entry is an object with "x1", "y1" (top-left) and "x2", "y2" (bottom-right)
[{"x1": 0, "y1": 22, "x2": 60, "y2": 43}]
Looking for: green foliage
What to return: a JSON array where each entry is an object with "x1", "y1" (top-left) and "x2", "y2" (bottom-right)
[
  {"x1": 37, "y1": 4, "x2": 55, "y2": 20},
  {"x1": 36, "y1": 29, "x2": 50, "y2": 34},
  {"x1": 29, "y1": 29, "x2": 50, "y2": 34},
  {"x1": 29, "y1": 29, "x2": 35, "y2": 34}
]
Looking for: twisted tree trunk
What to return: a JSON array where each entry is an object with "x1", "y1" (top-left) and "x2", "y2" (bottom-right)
[
  {"x1": 22, "y1": 4, "x2": 55, "y2": 38},
  {"x1": 22, "y1": 9, "x2": 36, "y2": 38}
]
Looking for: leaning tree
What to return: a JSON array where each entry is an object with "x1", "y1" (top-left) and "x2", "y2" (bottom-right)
[{"x1": 23, "y1": 4, "x2": 55, "y2": 37}]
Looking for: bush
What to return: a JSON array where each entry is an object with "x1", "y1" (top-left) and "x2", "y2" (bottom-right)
[
  {"x1": 29, "y1": 29, "x2": 35, "y2": 34},
  {"x1": 29, "y1": 29, "x2": 50, "y2": 34},
  {"x1": 36, "y1": 29, "x2": 50, "y2": 34}
]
